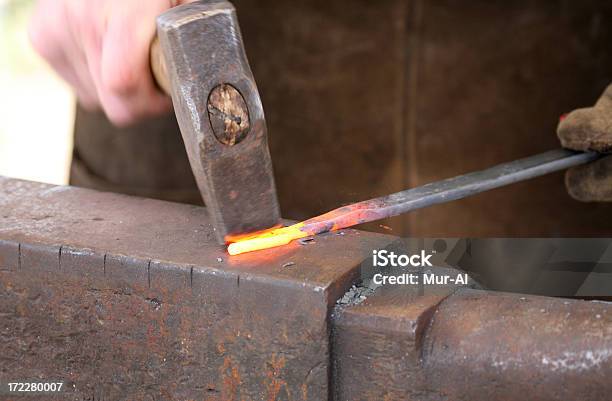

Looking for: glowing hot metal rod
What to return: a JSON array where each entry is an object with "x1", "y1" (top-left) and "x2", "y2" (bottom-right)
[{"x1": 227, "y1": 149, "x2": 601, "y2": 255}]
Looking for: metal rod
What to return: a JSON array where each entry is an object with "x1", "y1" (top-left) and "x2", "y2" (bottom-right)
[{"x1": 302, "y1": 149, "x2": 602, "y2": 234}]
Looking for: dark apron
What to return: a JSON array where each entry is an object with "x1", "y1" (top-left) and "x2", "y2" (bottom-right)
[{"x1": 71, "y1": 106, "x2": 201, "y2": 205}]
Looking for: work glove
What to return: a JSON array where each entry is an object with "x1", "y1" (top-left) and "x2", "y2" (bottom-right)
[{"x1": 557, "y1": 84, "x2": 612, "y2": 202}]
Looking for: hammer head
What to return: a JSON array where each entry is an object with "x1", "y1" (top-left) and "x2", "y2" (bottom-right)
[{"x1": 156, "y1": 0, "x2": 281, "y2": 244}]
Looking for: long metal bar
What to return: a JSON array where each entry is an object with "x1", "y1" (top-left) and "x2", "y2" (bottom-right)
[
  {"x1": 302, "y1": 149, "x2": 602, "y2": 234},
  {"x1": 227, "y1": 149, "x2": 602, "y2": 255}
]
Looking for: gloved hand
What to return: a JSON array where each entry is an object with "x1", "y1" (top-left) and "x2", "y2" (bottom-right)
[
  {"x1": 28, "y1": 0, "x2": 195, "y2": 126},
  {"x1": 557, "y1": 84, "x2": 612, "y2": 202}
]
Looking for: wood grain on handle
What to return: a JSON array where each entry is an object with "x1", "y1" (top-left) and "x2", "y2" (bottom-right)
[{"x1": 150, "y1": 36, "x2": 171, "y2": 95}]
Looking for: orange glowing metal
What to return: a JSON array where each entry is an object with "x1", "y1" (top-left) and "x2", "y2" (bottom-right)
[
  {"x1": 224, "y1": 224, "x2": 283, "y2": 244},
  {"x1": 227, "y1": 223, "x2": 309, "y2": 255},
  {"x1": 226, "y1": 203, "x2": 377, "y2": 255}
]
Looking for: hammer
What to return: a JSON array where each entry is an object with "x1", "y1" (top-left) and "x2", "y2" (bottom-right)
[{"x1": 149, "y1": 0, "x2": 281, "y2": 244}]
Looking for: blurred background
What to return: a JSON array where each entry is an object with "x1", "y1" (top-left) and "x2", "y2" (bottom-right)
[
  {"x1": 0, "y1": 0, "x2": 73, "y2": 185},
  {"x1": 1, "y1": 0, "x2": 612, "y2": 237}
]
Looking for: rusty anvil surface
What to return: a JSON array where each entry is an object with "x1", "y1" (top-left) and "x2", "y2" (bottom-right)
[
  {"x1": 1, "y1": 176, "x2": 611, "y2": 400},
  {"x1": 0, "y1": 176, "x2": 392, "y2": 399},
  {"x1": 332, "y1": 285, "x2": 612, "y2": 400}
]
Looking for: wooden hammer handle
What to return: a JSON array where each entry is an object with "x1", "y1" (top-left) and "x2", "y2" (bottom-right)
[{"x1": 150, "y1": 36, "x2": 171, "y2": 95}]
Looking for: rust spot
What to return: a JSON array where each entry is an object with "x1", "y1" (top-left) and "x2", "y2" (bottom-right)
[
  {"x1": 221, "y1": 356, "x2": 241, "y2": 398},
  {"x1": 217, "y1": 342, "x2": 226, "y2": 355},
  {"x1": 265, "y1": 354, "x2": 287, "y2": 401}
]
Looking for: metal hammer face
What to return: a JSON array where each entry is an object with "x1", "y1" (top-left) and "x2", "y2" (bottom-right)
[{"x1": 155, "y1": 0, "x2": 281, "y2": 244}]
